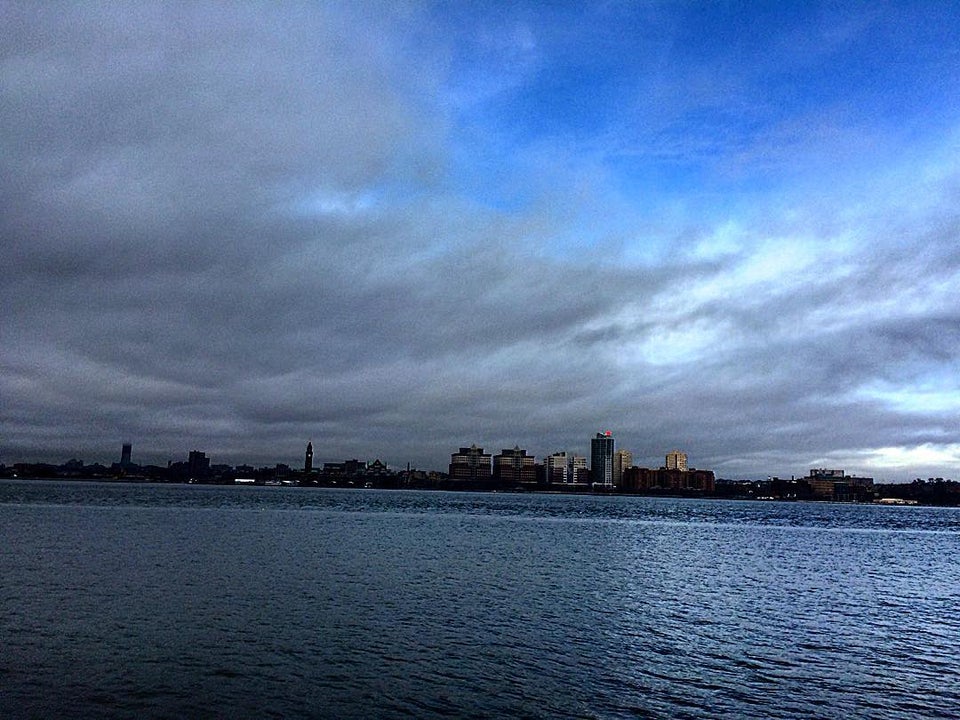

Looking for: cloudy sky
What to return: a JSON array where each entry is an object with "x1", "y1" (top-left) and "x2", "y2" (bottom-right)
[{"x1": 2, "y1": 2, "x2": 959, "y2": 480}]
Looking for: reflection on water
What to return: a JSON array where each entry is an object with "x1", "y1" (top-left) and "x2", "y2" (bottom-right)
[{"x1": 2, "y1": 481, "x2": 959, "y2": 718}]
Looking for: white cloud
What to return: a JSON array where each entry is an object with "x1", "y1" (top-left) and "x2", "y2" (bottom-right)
[
  {"x1": 856, "y1": 383, "x2": 960, "y2": 415},
  {"x1": 856, "y1": 445, "x2": 960, "y2": 474}
]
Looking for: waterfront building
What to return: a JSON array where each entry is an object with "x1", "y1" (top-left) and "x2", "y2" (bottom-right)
[
  {"x1": 807, "y1": 469, "x2": 845, "y2": 498},
  {"x1": 305, "y1": 441, "x2": 313, "y2": 473},
  {"x1": 120, "y1": 443, "x2": 132, "y2": 468},
  {"x1": 365, "y1": 459, "x2": 390, "y2": 479},
  {"x1": 665, "y1": 450, "x2": 688, "y2": 471},
  {"x1": 591, "y1": 431, "x2": 615, "y2": 486},
  {"x1": 188, "y1": 450, "x2": 210, "y2": 479},
  {"x1": 492, "y1": 446, "x2": 536, "y2": 487},
  {"x1": 449, "y1": 445, "x2": 492, "y2": 484},
  {"x1": 622, "y1": 465, "x2": 643, "y2": 491},
  {"x1": 343, "y1": 459, "x2": 367, "y2": 475},
  {"x1": 570, "y1": 455, "x2": 589, "y2": 483},
  {"x1": 613, "y1": 449, "x2": 632, "y2": 487},
  {"x1": 805, "y1": 468, "x2": 874, "y2": 501},
  {"x1": 622, "y1": 466, "x2": 715, "y2": 493},
  {"x1": 545, "y1": 452, "x2": 569, "y2": 484}
]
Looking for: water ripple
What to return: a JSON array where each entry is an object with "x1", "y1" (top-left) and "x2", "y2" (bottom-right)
[{"x1": 2, "y1": 482, "x2": 959, "y2": 718}]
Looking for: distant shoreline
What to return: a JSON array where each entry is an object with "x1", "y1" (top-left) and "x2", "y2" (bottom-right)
[{"x1": 2, "y1": 475, "x2": 955, "y2": 506}]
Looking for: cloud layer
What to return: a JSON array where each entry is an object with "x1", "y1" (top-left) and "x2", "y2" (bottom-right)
[{"x1": 3, "y1": 2, "x2": 959, "y2": 480}]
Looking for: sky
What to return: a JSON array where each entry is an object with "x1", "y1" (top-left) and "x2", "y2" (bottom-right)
[{"x1": 2, "y1": 1, "x2": 959, "y2": 481}]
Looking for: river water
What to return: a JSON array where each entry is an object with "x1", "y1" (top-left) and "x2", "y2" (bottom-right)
[{"x1": 1, "y1": 480, "x2": 958, "y2": 718}]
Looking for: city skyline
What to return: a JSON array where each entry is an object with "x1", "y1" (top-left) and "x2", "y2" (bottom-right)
[
  {"x1": 1, "y1": 423, "x2": 951, "y2": 483},
  {"x1": 1, "y1": 436, "x2": 906, "y2": 486},
  {"x1": 13, "y1": 436, "x2": 960, "y2": 506},
  {"x1": 3, "y1": 3, "x2": 959, "y2": 483}
]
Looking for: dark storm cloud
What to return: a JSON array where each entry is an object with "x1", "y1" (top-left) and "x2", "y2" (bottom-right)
[{"x1": 2, "y1": 3, "x2": 433, "y2": 454}]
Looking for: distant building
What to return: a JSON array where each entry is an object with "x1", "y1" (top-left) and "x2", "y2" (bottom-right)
[
  {"x1": 613, "y1": 449, "x2": 632, "y2": 487},
  {"x1": 804, "y1": 469, "x2": 873, "y2": 501},
  {"x1": 449, "y1": 445, "x2": 492, "y2": 484},
  {"x1": 365, "y1": 459, "x2": 390, "y2": 479},
  {"x1": 120, "y1": 443, "x2": 132, "y2": 468},
  {"x1": 622, "y1": 466, "x2": 715, "y2": 493},
  {"x1": 622, "y1": 466, "x2": 644, "y2": 491},
  {"x1": 545, "y1": 452, "x2": 570, "y2": 484},
  {"x1": 493, "y1": 446, "x2": 536, "y2": 487},
  {"x1": 665, "y1": 450, "x2": 688, "y2": 471},
  {"x1": 810, "y1": 468, "x2": 844, "y2": 479},
  {"x1": 807, "y1": 469, "x2": 845, "y2": 497},
  {"x1": 591, "y1": 431, "x2": 615, "y2": 486},
  {"x1": 343, "y1": 459, "x2": 367, "y2": 475},
  {"x1": 188, "y1": 450, "x2": 209, "y2": 479},
  {"x1": 304, "y1": 441, "x2": 313, "y2": 473},
  {"x1": 570, "y1": 455, "x2": 589, "y2": 484}
]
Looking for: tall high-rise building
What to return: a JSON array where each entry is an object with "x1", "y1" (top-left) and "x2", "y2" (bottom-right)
[
  {"x1": 545, "y1": 451, "x2": 569, "y2": 484},
  {"x1": 665, "y1": 450, "x2": 688, "y2": 471},
  {"x1": 120, "y1": 443, "x2": 132, "y2": 468},
  {"x1": 305, "y1": 441, "x2": 313, "y2": 472},
  {"x1": 492, "y1": 446, "x2": 536, "y2": 486},
  {"x1": 591, "y1": 431, "x2": 615, "y2": 485},
  {"x1": 449, "y1": 445, "x2": 492, "y2": 484},
  {"x1": 613, "y1": 449, "x2": 632, "y2": 487}
]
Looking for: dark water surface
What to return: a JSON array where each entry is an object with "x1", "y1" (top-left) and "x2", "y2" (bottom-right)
[{"x1": 2, "y1": 481, "x2": 958, "y2": 718}]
